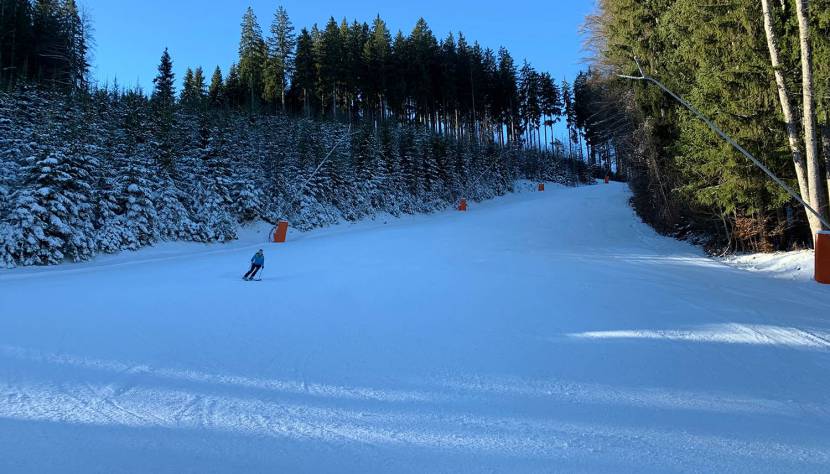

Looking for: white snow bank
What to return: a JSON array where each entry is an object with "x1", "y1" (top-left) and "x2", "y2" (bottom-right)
[
  {"x1": 568, "y1": 323, "x2": 830, "y2": 350},
  {"x1": 721, "y1": 250, "x2": 814, "y2": 282}
]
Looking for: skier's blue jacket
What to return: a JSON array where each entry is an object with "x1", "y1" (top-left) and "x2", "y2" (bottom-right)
[{"x1": 252, "y1": 252, "x2": 265, "y2": 266}]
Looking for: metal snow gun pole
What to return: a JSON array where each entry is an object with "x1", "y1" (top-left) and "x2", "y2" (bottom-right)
[{"x1": 271, "y1": 124, "x2": 358, "y2": 243}]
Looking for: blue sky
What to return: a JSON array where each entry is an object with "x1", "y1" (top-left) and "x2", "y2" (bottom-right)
[{"x1": 82, "y1": 0, "x2": 596, "y2": 93}]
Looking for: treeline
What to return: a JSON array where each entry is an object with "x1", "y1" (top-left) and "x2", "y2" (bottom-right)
[
  {"x1": 580, "y1": 0, "x2": 830, "y2": 252},
  {"x1": 1, "y1": 2, "x2": 587, "y2": 155},
  {"x1": 175, "y1": 7, "x2": 574, "y2": 152}
]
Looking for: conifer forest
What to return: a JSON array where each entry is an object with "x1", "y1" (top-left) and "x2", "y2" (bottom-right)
[
  {"x1": 0, "y1": 1, "x2": 592, "y2": 267},
  {"x1": 582, "y1": 0, "x2": 830, "y2": 252}
]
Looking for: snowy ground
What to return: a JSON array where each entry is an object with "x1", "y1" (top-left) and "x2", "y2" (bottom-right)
[
  {"x1": 722, "y1": 250, "x2": 815, "y2": 282},
  {"x1": 1, "y1": 183, "x2": 829, "y2": 473}
]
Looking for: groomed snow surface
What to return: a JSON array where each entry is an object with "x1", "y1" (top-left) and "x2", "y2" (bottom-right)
[{"x1": 1, "y1": 182, "x2": 829, "y2": 473}]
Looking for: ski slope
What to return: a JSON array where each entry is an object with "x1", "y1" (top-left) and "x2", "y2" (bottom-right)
[{"x1": 1, "y1": 182, "x2": 829, "y2": 473}]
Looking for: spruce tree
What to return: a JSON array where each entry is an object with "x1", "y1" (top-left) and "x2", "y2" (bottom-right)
[
  {"x1": 519, "y1": 61, "x2": 541, "y2": 150},
  {"x1": 193, "y1": 67, "x2": 207, "y2": 101},
  {"x1": 0, "y1": 0, "x2": 33, "y2": 88},
  {"x1": 224, "y1": 64, "x2": 243, "y2": 108},
  {"x1": 363, "y1": 16, "x2": 391, "y2": 121},
  {"x1": 151, "y1": 48, "x2": 176, "y2": 171},
  {"x1": 497, "y1": 48, "x2": 519, "y2": 145},
  {"x1": 561, "y1": 79, "x2": 575, "y2": 158},
  {"x1": 539, "y1": 72, "x2": 561, "y2": 151},
  {"x1": 208, "y1": 66, "x2": 224, "y2": 109},
  {"x1": 317, "y1": 17, "x2": 343, "y2": 119},
  {"x1": 32, "y1": 0, "x2": 63, "y2": 85},
  {"x1": 11, "y1": 137, "x2": 98, "y2": 265},
  {"x1": 238, "y1": 7, "x2": 266, "y2": 113},
  {"x1": 291, "y1": 28, "x2": 317, "y2": 117},
  {"x1": 60, "y1": 0, "x2": 88, "y2": 90},
  {"x1": 180, "y1": 67, "x2": 196, "y2": 106},
  {"x1": 264, "y1": 5, "x2": 295, "y2": 112}
]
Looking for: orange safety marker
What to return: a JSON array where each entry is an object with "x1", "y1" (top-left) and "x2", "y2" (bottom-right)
[
  {"x1": 816, "y1": 231, "x2": 830, "y2": 284},
  {"x1": 538, "y1": 183, "x2": 545, "y2": 192},
  {"x1": 458, "y1": 199, "x2": 468, "y2": 212},
  {"x1": 273, "y1": 221, "x2": 289, "y2": 243},
  {"x1": 604, "y1": 175, "x2": 610, "y2": 184}
]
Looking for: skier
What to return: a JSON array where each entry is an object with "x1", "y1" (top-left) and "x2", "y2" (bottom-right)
[{"x1": 243, "y1": 249, "x2": 265, "y2": 281}]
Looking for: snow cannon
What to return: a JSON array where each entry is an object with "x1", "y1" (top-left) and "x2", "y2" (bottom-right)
[
  {"x1": 538, "y1": 183, "x2": 545, "y2": 192},
  {"x1": 816, "y1": 231, "x2": 830, "y2": 284},
  {"x1": 273, "y1": 221, "x2": 289, "y2": 243},
  {"x1": 458, "y1": 199, "x2": 468, "y2": 212}
]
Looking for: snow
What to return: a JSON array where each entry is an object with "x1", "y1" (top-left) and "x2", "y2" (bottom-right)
[
  {"x1": 1, "y1": 182, "x2": 829, "y2": 473},
  {"x1": 723, "y1": 250, "x2": 815, "y2": 281}
]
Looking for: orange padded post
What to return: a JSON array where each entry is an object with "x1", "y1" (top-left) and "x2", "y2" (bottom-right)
[
  {"x1": 816, "y1": 231, "x2": 830, "y2": 284},
  {"x1": 273, "y1": 221, "x2": 289, "y2": 243},
  {"x1": 538, "y1": 183, "x2": 545, "y2": 192},
  {"x1": 458, "y1": 199, "x2": 467, "y2": 212},
  {"x1": 604, "y1": 175, "x2": 610, "y2": 184}
]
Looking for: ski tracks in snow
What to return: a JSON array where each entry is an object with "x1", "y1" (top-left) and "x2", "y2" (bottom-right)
[
  {"x1": 2, "y1": 184, "x2": 830, "y2": 472},
  {"x1": 2, "y1": 367, "x2": 830, "y2": 471}
]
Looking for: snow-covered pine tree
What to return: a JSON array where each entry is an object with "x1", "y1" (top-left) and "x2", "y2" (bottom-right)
[
  {"x1": 191, "y1": 116, "x2": 237, "y2": 242},
  {"x1": 397, "y1": 126, "x2": 421, "y2": 213},
  {"x1": 10, "y1": 140, "x2": 98, "y2": 265},
  {"x1": 269, "y1": 118, "x2": 303, "y2": 221},
  {"x1": 452, "y1": 139, "x2": 470, "y2": 200},
  {"x1": 428, "y1": 134, "x2": 451, "y2": 204},
  {"x1": 94, "y1": 87, "x2": 136, "y2": 251},
  {"x1": 153, "y1": 107, "x2": 201, "y2": 242},
  {"x1": 378, "y1": 122, "x2": 404, "y2": 216},
  {"x1": 225, "y1": 117, "x2": 264, "y2": 223},
  {"x1": 325, "y1": 122, "x2": 359, "y2": 221},
  {"x1": 0, "y1": 90, "x2": 31, "y2": 267},
  {"x1": 0, "y1": 92, "x2": 23, "y2": 224},
  {"x1": 3, "y1": 90, "x2": 99, "y2": 265},
  {"x1": 114, "y1": 88, "x2": 161, "y2": 247},
  {"x1": 352, "y1": 124, "x2": 386, "y2": 215},
  {"x1": 92, "y1": 86, "x2": 137, "y2": 253},
  {"x1": 293, "y1": 119, "x2": 339, "y2": 228},
  {"x1": 414, "y1": 127, "x2": 438, "y2": 211}
]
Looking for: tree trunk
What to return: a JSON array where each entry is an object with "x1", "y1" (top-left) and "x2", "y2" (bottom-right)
[
  {"x1": 566, "y1": 127, "x2": 572, "y2": 157},
  {"x1": 795, "y1": 0, "x2": 830, "y2": 237},
  {"x1": 761, "y1": 0, "x2": 813, "y2": 230},
  {"x1": 823, "y1": 110, "x2": 830, "y2": 201}
]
